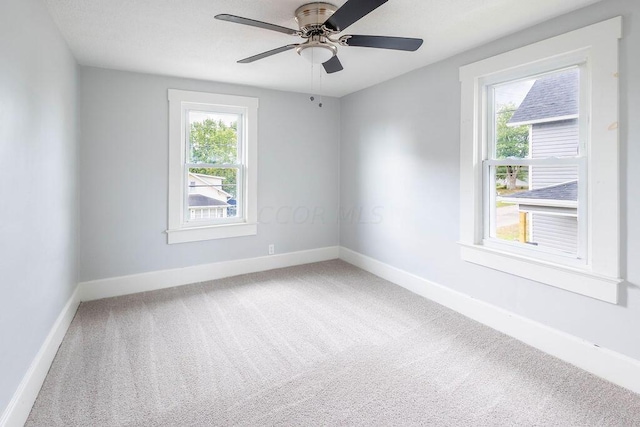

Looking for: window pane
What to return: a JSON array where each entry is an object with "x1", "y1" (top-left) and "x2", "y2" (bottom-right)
[
  {"x1": 187, "y1": 168, "x2": 240, "y2": 220},
  {"x1": 491, "y1": 68, "x2": 580, "y2": 160},
  {"x1": 491, "y1": 164, "x2": 579, "y2": 255},
  {"x1": 188, "y1": 111, "x2": 239, "y2": 164}
]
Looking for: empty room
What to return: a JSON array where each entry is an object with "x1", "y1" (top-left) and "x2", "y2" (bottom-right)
[{"x1": 2, "y1": 0, "x2": 640, "y2": 425}]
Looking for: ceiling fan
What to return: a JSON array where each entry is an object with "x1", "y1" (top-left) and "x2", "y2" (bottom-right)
[{"x1": 215, "y1": 0, "x2": 423, "y2": 74}]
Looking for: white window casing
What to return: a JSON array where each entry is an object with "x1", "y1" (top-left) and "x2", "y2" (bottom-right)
[
  {"x1": 167, "y1": 90, "x2": 258, "y2": 244},
  {"x1": 458, "y1": 17, "x2": 622, "y2": 303}
]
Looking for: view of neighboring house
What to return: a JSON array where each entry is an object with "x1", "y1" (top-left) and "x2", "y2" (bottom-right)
[
  {"x1": 502, "y1": 69, "x2": 579, "y2": 254},
  {"x1": 188, "y1": 172, "x2": 232, "y2": 220}
]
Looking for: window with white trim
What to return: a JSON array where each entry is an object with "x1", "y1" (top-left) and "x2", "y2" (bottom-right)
[
  {"x1": 167, "y1": 90, "x2": 258, "y2": 244},
  {"x1": 459, "y1": 18, "x2": 622, "y2": 303}
]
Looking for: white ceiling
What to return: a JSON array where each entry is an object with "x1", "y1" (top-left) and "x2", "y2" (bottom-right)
[{"x1": 45, "y1": 0, "x2": 601, "y2": 97}]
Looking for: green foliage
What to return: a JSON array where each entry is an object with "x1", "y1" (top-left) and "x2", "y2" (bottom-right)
[
  {"x1": 495, "y1": 103, "x2": 530, "y2": 189},
  {"x1": 496, "y1": 103, "x2": 529, "y2": 159},
  {"x1": 189, "y1": 119, "x2": 239, "y2": 196},
  {"x1": 190, "y1": 119, "x2": 238, "y2": 164}
]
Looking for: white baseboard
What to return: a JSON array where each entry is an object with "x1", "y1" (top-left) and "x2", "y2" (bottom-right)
[
  {"x1": 6, "y1": 244, "x2": 636, "y2": 427},
  {"x1": 0, "y1": 287, "x2": 81, "y2": 427},
  {"x1": 78, "y1": 246, "x2": 340, "y2": 301},
  {"x1": 339, "y1": 246, "x2": 640, "y2": 395}
]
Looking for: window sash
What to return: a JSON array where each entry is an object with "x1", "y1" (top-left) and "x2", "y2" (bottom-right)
[
  {"x1": 181, "y1": 108, "x2": 246, "y2": 228},
  {"x1": 482, "y1": 156, "x2": 587, "y2": 263}
]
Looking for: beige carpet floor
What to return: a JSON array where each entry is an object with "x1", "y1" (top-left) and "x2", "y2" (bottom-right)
[{"x1": 27, "y1": 260, "x2": 640, "y2": 426}]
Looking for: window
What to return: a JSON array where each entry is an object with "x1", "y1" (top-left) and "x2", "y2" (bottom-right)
[
  {"x1": 167, "y1": 90, "x2": 258, "y2": 244},
  {"x1": 486, "y1": 68, "x2": 585, "y2": 263},
  {"x1": 459, "y1": 18, "x2": 622, "y2": 303}
]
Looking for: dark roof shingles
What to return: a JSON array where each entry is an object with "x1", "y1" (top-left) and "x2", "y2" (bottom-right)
[
  {"x1": 508, "y1": 69, "x2": 579, "y2": 125},
  {"x1": 504, "y1": 181, "x2": 577, "y2": 201},
  {"x1": 188, "y1": 194, "x2": 228, "y2": 207}
]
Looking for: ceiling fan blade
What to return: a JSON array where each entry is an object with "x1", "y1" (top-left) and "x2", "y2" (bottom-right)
[
  {"x1": 237, "y1": 45, "x2": 298, "y2": 64},
  {"x1": 215, "y1": 14, "x2": 299, "y2": 36},
  {"x1": 343, "y1": 35, "x2": 423, "y2": 51},
  {"x1": 323, "y1": 56, "x2": 344, "y2": 74},
  {"x1": 324, "y1": 0, "x2": 388, "y2": 32}
]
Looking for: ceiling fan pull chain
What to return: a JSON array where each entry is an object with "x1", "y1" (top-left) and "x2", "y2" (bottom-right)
[
  {"x1": 319, "y1": 66, "x2": 323, "y2": 108},
  {"x1": 310, "y1": 60, "x2": 316, "y2": 104}
]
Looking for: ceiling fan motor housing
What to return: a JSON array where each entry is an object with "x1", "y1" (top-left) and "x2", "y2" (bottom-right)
[
  {"x1": 295, "y1": 3, "x2": 337, "y2": 34},
  {"x1": 294, "y1": 3, "x2": 338, "y2": 63}
]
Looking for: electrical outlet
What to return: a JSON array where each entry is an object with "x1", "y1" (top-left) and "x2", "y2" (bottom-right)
[{"x1": 268, "y1": 244, "x2": 275, "y2": 255}]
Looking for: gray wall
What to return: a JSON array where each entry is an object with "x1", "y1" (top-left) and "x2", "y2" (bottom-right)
[
  {"x1": 79, "y1": 67, "x2": 340, "y2": 282},
  {"x1": 0, "y1": 0, "x2": 78, "y2": 414},
  {"x1": 340, "y1": 0, "x2": 640, "y2": 361}
]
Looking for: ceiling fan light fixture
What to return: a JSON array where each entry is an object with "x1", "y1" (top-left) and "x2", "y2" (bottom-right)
[{"x1": 297, "y1": 43, "x2": 336, "y2": 64}]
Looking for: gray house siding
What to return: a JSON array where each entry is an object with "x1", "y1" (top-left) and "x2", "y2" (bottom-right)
[
  {"x1": 529, "y1": 119, "x2": 579, "y2": 254},
  {"x1": 531, "y1": 213, "x2": 578, "y2": 254},
  {"x1": 530, "y1": 119, "x2": 579, "y2": 187}
]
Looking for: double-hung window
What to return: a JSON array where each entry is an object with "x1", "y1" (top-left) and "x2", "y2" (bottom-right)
[
  {"x1": 485, "y1": 67, "x2": 586, "y2": 264},
  {"x1": 167, "y1": 90, "x2": 258, "y2": 244},
  {"x1": 459, "y1": 18, "x2": 622, "y2": 303}
]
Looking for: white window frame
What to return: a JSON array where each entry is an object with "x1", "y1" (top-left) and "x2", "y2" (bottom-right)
[
  {"x1": 167, "y1": 90, "x2": 258, "y2": 244},
  {"x1": 458, "y1": 17, "x2": 622, "y2": 303}
]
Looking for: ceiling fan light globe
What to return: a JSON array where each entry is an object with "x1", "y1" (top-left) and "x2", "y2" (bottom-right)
[{"x1": 298, "y1": 45, "x2": 335, "y2": 64}]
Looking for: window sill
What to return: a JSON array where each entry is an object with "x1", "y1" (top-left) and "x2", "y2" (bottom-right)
[
  {"x1": 167, "y1": 222, "x2": 257, "y2": 244},
  {"x1": 459, "y1": 243, "x2": 620, "y2": 303}
]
